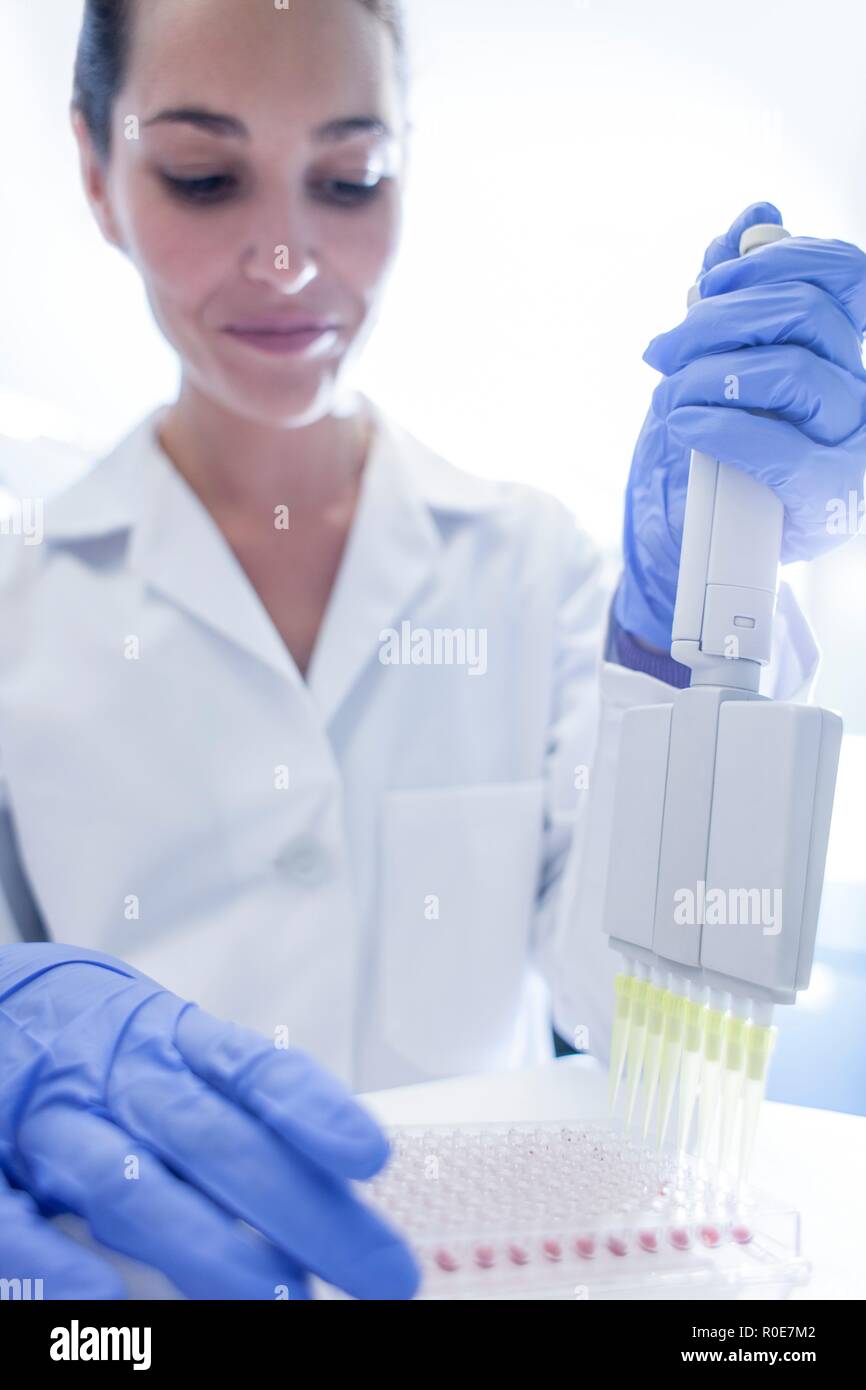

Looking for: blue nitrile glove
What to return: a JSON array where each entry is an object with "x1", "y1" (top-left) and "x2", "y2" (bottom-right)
[
  {"x1": 0, "y1": 943, "x2": 419, "y2": 1301},
  {"x1": 0, "y1": 1166, "x2": 128, "y2": 1300},
  {"x1": 615, "y1": 201, "x2": 866, "y2": 650}
]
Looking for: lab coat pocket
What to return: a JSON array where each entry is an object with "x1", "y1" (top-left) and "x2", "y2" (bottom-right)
[{"x1": 380, "y1": 780, "x2": 545, "y2": 1076}]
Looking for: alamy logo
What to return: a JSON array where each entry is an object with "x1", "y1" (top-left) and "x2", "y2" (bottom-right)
[
  {"x1": 0, "y1": 1277, "x2": 43, "y2": 1299},
  {"x1": 379, "y1": 621, "x2": 487, "y2": 676},
  {"x1": 674, "y1": 880, "x2": 782, "y2": 937},
  {"x1": 49, "y1": 1321, "x2": 152, "y2": 1372},
  {"x1": 0, "y1": 494, "x2": 43, "y2": 545}
]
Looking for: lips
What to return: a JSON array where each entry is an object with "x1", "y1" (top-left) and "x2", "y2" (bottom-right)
[
  {"x1": 222, "y1": 321, "x2": 341, "y2": 356},
  {"x1": 224, "y1": 319, "x2": 338, "y2": 334}
]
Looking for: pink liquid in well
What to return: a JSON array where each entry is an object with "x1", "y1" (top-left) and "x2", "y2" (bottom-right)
[
  {"x1": 575, "y1": 1236, "x2": 596, "y2": 1260},
  {"x1": 434, "y1": 1248, "x2": 460, "y2": 1273}
]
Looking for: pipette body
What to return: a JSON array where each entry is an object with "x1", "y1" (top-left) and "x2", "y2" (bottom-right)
[{"x1": 602, "y1": 224, "x2": 843, "y2": 1183}]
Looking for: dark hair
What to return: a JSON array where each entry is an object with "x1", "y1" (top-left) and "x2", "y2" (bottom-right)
[{"x1": 72, "y1": 0, "x2": 407, "y2": 162}]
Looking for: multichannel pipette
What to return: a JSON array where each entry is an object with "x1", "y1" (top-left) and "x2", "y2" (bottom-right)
[{"x1": 603, "y1": 223, "x2": 843, "y2": 1186}]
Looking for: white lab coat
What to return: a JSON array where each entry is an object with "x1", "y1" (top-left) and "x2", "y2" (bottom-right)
[{"x1": 0, "y1": 396, "x2": 819, "y2": 1090}]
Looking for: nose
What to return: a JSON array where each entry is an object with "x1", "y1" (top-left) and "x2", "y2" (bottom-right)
[{"x1": 239, "y1": 199, "x2": 320, "y2": 295}]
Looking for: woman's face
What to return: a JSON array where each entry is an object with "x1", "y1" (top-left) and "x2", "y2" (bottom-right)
[{"x1": 74, "y1": 0, "x2": 407, "y2": 427}]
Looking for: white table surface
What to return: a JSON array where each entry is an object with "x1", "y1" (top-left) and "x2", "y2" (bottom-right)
[{"x1": 364, "y1": 1056, "x2": 866, "y2": 1301}]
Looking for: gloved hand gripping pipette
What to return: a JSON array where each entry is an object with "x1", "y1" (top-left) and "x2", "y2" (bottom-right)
[{"x1": 602, "y1": 222, "x2": 845, "y2": 1182}]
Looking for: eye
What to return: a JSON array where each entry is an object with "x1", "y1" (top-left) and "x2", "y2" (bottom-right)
[
  {"x1": 160, "y1": 173, "x2": 237, "y2": 205},
  {"x1": 316, "y1": 178, "x2": 386, "y2": 207}
]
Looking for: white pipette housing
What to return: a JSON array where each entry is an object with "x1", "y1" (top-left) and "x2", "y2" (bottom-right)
[{"x1": 602, "y1": 223, "x2": 843, "y2": 1008}]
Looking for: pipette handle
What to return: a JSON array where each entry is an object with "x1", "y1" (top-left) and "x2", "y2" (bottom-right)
[{"x1": 670, "y1": 224, "x2": 790, "y2": 689}]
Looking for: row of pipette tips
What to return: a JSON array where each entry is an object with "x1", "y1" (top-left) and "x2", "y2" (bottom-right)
[{"x1": 608, "y1": 965, "x2": 776, "y2": 1188}]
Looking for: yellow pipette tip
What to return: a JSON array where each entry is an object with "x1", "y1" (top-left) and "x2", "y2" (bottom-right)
[
  {"x1": 608, "y1": 973, "x2": 634, "y2": 1115},
  {"x1": 655, "y1": 993, "x2": 685, "y2": 1150},
  {"x1": 624, "y1": 980, "x2": 650, "y2": 1126}
]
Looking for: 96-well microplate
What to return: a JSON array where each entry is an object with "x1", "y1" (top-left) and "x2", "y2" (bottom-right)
[{"x1": 351, "y1": 1122, "x2": 807, "y2": 1300}]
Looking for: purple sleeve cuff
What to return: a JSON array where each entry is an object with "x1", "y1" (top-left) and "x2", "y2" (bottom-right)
[{"x1": 605, "y1": 604, "x2": 691, "y2": 688}]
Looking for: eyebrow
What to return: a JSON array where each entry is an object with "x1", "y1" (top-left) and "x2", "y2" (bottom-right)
[{"x1": 140, "y1": 108, "x2": 392, "y2": 142}]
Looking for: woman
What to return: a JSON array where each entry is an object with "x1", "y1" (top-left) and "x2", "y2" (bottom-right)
[{"x1": 1, "y1": 0, "x2": 863, "y2": 1300}]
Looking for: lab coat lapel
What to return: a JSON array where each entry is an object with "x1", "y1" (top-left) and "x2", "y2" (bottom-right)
[
  {"x1": 306, "y1": 403, "x2": 442, "y2": 727},
  {"x1": 127, "y1": 435, "x2": 305, "y2": 690},
  {"x1": 43, "y1": 401, "x2": 482, "y2": 723},
  {"x1": 63, "y1": 408, "x2": 304, "y2": 691}
]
